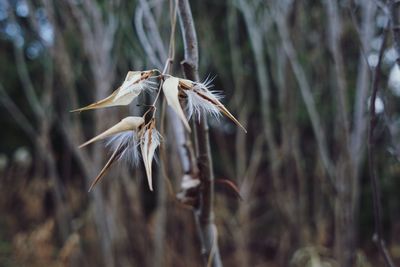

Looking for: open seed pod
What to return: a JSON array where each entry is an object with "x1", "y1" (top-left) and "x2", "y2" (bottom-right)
[{"x1": 71, "y1": 70, "x2": 156, "y2": 112}]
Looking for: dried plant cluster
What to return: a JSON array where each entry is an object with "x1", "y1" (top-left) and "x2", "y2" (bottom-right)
[{"x1": 72, "y1": 70, "x2": 246, "y2": 192}]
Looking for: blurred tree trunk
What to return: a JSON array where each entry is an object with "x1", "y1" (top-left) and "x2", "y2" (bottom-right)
[
  {"x1": 323, "y1": 1, "x2": 355, "y2": 266},
  {"x1": 228, "y1": 4, "x2": 251, "y2": 267}
]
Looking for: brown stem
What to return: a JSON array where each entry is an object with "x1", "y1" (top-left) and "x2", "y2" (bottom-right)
[
  {"x1": 389, "y1": 0, "x2": 400, "y2": 66},
  {"x1": 368, "y1": 22, "x2": 397, "y2": 267},
  {"x1": 177, "y1": 0, "x2": 223, "y2": 266}
]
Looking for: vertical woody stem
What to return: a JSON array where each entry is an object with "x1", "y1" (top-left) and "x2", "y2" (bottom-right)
[
  {"x1": 389, "y1": 0, "x2": 400, "y2": 66},
  {"x1": 368, "y1": 24, "x2": 396, "y2": 267},
  {"x1": 177, "y1": 0, "x2": 223, "y2": 266}
]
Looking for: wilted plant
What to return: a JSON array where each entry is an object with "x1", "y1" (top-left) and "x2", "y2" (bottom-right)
[{"x1": 72, "y1": 70, "x2": 246, "y2": 192}]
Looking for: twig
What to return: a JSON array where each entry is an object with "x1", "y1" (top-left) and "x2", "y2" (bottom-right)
[
  {"x1": 324, "y1": 0, "x2": 350, "y2": 147},
  {"x1": 153, "y1": 3, "x2": 177, "y2": 264},
  {"x1": 273, "y1": 5, "x2": 337, "y2": 192},
  {"x1": 236, "y1": 0, "x2": 280, "y2": 181},
  {"x1": 139, "y1": 0, "x2": 167, "y2": 61},
  {"x1": 177, "y1": 0, "x2": 223, "y2": 266},
  {"x1": 389, "y1": 0, "x2": 400, "y2": 66},
  {"x1": 368, "y1": 22, "x2": 397, "y2": 267},
  {"x1": 135, "y1": 2, "x2": 164, "y2": 68},
  {"x1": 7, "y1": 9, "x2": 45, "y2": 120},
  {"x1": 65, "y1": 2, "x2": 119, "y2": 266},
  {"x1": 0, "y1": 83, "x2": 37, "y2": 139}
]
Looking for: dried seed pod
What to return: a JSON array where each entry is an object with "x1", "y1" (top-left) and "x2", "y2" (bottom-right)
[
  {"x1": 140, "y1": 120, "x2": 161, "y2": 191},
  {"x1": 79, "y1": 116, "x2": 144, "y2": 191},
  {"x1": 88, "y1": 140, "x2": 127, "y2": 192},
  {"x1": 71, "y1": 70, "x2": 156, "y2": 112},
  {"x1": 79, "y1": 116, "x2": 144, "y2": 148},
  {"x1": 163, "y1": 77, "x2": 191, "y2": 132},
  {"x1": 180, "y1": 78, "x2": 247, "y2": 133}
]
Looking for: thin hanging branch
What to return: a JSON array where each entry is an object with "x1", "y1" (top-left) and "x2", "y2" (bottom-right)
[
  {"x1": 389, "y1": 0, "x2": 400, "y2": 66},
  {"x1": 368, "y1": 23, "x2": 396, "y2": 267},
  {"x1": 177, "y1": 0, "x2": 223, "y2": 266}
]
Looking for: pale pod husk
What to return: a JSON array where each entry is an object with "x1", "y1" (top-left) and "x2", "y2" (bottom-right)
[
  {"x1": 71, "y1": 70, "x2": 154, "y2": 112},
  {"x1": 180, "y1": 78, "x2": 247, "y2": 133},
  {"x1": 163, "y1": 77, "x2": 191, "y2": 132},
  {"x1": 140, "y1": 120, "x2": 161, "y2": 191},
  {"x1": 80, "y1": 116, "x2": 144, "y2": 148}
]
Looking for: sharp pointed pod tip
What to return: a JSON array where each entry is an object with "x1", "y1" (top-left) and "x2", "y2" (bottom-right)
[
  {"x1": 79, "y1": 142, "x2": 89, "y2": 149},
  {"x1": 88, "y1": 181, "x2": 96, "y2": 192},
  {"x1": 184, "y1": 122, "x2": 192, "y2": 133}
]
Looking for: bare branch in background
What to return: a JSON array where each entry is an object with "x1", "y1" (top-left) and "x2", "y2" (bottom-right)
[
  {"x1": 64, "y1": 1, "x2": 122, "y2": 266},
  {"x1": 323, "y1": 2, "x2": 357, "y2": 266},
  {"x1": 0, "y1": 83, "x2": 36, "y2": 138},
  {"x1": 324, "y1": 0, "x2": 350, "y2": 144},
  {"x1": 351, "y1": 2, "x2": 375, "y2": 174},
  {"x1": 273, "y1": 3, "x2": 336, "y2": 190},
  {"x1": 135, "y1": 5, "x2": 163, "y2": 68},
  {"x1": 8, "y1": 8, "x2": 44, "y2": 120},
  {"x1": 236, "y1": 0, "x2": 278, "y2": 166},
  {"x1": 149, "y1": 3, "x2": 178, "y2": 265},
  {"x1": 139, "y1": 0, "x2": 167, "y2": 62},
  {"x1": 368, "y1": 22, "x2": 397, "y2": 267},
  {"x1": 389, "y1": 0, "x2": 400, "y2": 65}
]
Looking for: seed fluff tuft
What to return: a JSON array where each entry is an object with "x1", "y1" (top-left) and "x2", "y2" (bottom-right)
[
  {"x1": 106, "y1": 131, "x2": 140, "y2": 165},
  {"x1": 185, "y1": 76, "x2": 224, "y2": 120}
]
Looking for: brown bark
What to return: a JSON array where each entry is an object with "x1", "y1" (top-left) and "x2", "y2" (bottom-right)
[{"x1": 177, "y1": 0, "x2": 223, "y2": 266}]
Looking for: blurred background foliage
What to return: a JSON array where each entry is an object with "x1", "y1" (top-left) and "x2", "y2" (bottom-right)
[{"x1": 0, "y1": 0, "x2": 400, "y2": 266}]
